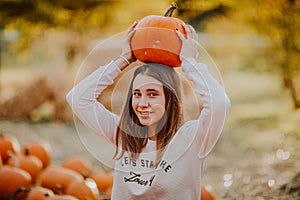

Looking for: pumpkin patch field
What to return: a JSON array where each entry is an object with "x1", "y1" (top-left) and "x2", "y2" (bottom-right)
[
  {"x1": 1, "y1": 60, "x2": 300, "y2": 199},
  {"x1": 1, "y1": 40, "x2": 300, "y2": 200},
  {"x1": 0, "y1": 132, "x2": 114, "y2": 200},
  {"x1": 0, "y1": 129, "x2": 216, "y2": 200},
  {"x1": 1, "y1": 1, "x2": 300, "y2": 198}
]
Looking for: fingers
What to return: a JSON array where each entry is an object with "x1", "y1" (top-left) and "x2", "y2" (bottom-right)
[
  {"x1": 175, "y1": 28, "x2": 186, "y2": 42},
  {"x1": 182, "y1": 23, "x2": 192, "y2": 39},
  {"x1": 128, "y1": 20, "x2": 139, "y2": 32},
  {"x1": 127, "y1": 28, "x2": 135, "y2": 41},
  {"x1": 176, "y1": 23, "x2": 199, "y2": 61},
  {"x1": 181, "y1": 23, "x2": 198, "y2": 41},
  {"x1": 126, "y1": 20, "x2": 139, "y2": 42},
  {"x1": 187, "y1": 24, "x2": 198, "y2": 41}
]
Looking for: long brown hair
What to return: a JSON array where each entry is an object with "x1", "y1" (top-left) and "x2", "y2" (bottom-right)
[{"x1": 113, "y1": 63, "x2": 183, "y2": 167}]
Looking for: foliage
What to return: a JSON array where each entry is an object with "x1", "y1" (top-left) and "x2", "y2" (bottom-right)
[
  {"x1": 1, "y1": 0, "x2": 300, "y2": 109},
  {"x1": 0, "y1": 0, "x2": 171, "y2": 66},
  {"x1": 244, "y1": 0, "x2": 300, "y2": 107},
  {"x1": 174, "y1": 0, "x2": 231, "y2": 30},
  {"x1": 175, "y1": 0, "x2": 300, "y2": 108}
]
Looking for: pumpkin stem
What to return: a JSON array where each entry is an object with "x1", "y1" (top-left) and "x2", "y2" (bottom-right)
[
  {"x1": 24, "y1": 147, "x2": 29, "y2": 156},
  {"x1": 164, "y1": 2, "x2": 177, "y2": 17},
  {"x1": 11, "y1": 187, "x2": 30, "y2": 200}
]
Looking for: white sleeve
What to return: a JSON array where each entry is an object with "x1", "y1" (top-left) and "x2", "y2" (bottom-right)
[
  {"x1": 66, "y1": 61, "x2": 121, "y2": 144},
  {"x1": 181, "y1": 57, "x2": 231, "y2": 159}
]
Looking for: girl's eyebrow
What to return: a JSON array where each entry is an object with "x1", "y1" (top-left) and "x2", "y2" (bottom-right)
[
  {"x1": 146, "y1": 89, "x2": 159, "y2": 92},
  {"x1": 133, "y1": 89, "x2": 159, "y2": 92}
]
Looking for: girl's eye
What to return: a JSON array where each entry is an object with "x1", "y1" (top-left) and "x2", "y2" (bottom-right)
[
  {"x1": 149, "y1": 93, "x2": 158, "y2": 97},
  {"x1": 133, "y1": 92, "x2": 141, "y2": 97}
]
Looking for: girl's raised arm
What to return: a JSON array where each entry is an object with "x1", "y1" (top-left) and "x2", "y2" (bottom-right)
[
  {"x1": 176, "y1": 24, "x2": 231, "y2": 159},
  {"x1": 66, "y1": 61, "x2": 121, "y2": 144},
  {"x1": 66, "y1": 21, "x2": 138, "y2": 144}
]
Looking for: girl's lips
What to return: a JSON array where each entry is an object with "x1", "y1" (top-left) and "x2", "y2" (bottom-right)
[{"x1": 138, "y1": 111, "x2": 153, "y2": 118}]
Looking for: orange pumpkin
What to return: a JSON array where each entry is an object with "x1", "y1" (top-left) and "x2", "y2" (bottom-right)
[
  {"x1": 7, "y1": 148, "x2": 43, "y2": 183},
  {"x1": 131, "y1": 2, "x2": 187, "y2": 67},
  {"x1": 22, "y1": 140, "x2": 52, "y2": 168},
  {"x1": 65, "y1": 178, "x2": 99, "y2": 200},
  {"x1": 37, "y1": 166, "x2": 83, "y2": 194},
  {"x1": 46, "y1": 195, "x2": 79, "y2": 200},
  {"x1": 0, "y1": 154, "x2": 3, "y2": 167},
  {"x1": 61, "y1": 155, "x2": 92, "y2": 178},
  {"x1": 26, "y1": 186, "x2": 55, "y2": 200},
  {"x1": 92, "y1": 170, "x2": 114, "y2": 192},
  {"x1": 103, "y1": 186, "x2": 112, "y2": 199},
  {"x1": 10, "y1": 187, "x2": 29, "y2": 200},
  {"x1": 0, "y1": 133, "x2": 21, "y2": 163},
  {"x1": 0, "y1": 166, "x2": 32, "y2": 200},
  {"x1": 201, "y1": 185, "x2": 215, "y2": 200}
]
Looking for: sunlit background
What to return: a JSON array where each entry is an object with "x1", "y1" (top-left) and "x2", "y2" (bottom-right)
[{"x1": 0, "y1": 0, "x2": 300, "y2": 199}]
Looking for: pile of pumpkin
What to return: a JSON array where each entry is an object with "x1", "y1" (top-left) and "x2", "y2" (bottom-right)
[
  {"x1": 0, "y1": 133, "x2": 216, "y2": 200},
  {"x1": 0, "y1": 133, "x2": 113, "y2": 200}
]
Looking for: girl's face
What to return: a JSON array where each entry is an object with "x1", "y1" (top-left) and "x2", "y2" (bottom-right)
[{"x1": 132, "y1": 74, "x2": 166, "y2": 130}]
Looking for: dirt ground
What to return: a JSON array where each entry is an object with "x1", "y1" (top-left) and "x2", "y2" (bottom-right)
[{"x1": 1, "y1": 68, "x2": 300, "y2": 199}]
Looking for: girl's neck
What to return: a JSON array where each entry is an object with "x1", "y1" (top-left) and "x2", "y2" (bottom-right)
[{"x1": 148, "y1": 125, "x2": 157, "y2": 141}]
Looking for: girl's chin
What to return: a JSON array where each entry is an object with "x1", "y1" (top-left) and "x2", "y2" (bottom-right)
[
  {"x1": 138, "y1": 119, "x2": 151, "y2": 126},
  {"x1": 138, "y1": 118, "x2": 158, "y2": 127}
]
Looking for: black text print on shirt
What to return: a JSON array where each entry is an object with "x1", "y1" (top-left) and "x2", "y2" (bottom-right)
[{"x1": 124, "y1": 171, "x2": 155, "y2": 187}]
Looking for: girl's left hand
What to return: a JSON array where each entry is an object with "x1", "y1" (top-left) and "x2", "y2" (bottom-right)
[{"x1": 176, "y1": 23, "x2": 199, "y2": 62}]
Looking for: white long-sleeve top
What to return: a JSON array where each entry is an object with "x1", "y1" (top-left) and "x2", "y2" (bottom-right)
[{"x1": 66, "y1": 57, "x2": 231, "y2": 200}]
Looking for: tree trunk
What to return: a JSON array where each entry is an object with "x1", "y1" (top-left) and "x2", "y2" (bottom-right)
[
  {"x1": 289, "y1": 78, "x2": 300, "y2": 108},
  {"x1": 280, "y1": 57, "x2": 300, "y2": 109},
  {"x1": 280, "y1": 0, "x2": 300, "y2": 109}
]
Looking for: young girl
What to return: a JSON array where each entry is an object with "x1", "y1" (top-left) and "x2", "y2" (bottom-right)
[{"x1": 66, "y1": 21, "x2": 231, "y2": 199}]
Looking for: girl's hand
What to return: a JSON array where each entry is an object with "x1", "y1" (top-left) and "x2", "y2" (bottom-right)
[
  {"x1": 176, "y1": 23, "x2": 199, "y2": 62},
  {"x1": 121, "y1": 20, "x2": 139, "y2": 63}
]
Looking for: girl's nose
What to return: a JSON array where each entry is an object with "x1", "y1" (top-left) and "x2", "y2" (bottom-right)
[{"x1": 138, "y1": 96, "x2": 149, "y2": 107}]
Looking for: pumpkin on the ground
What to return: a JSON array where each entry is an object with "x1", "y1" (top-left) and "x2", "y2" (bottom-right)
[
  {"x1": 25, "y1": 186, "x2": 55, "y2": 200},
  {"x1": 131, "y1": 2, "x2": 187, "y2": 67},
  {"x1": 37, "y1": 166, "x2": 83, "y2": 194},
  {"x1": 201, "y1": 184, "x2": 215, "y2": 200},
  {"x1": 92, "y1": 170, "x2": 114, "y2": 192},
  {"x1": 46, "y1": 195, "x2": 79, "y2": 200},
  {"x1": 0, "y1": 154, "x2": 2, "y2": 167},
  {"x1": 22, "y1": 140, "x2": 52, "y2": 168},
  {"x1": 65, "y1": 178, "x2": 99, "y2": 200},
  {"x1": 0, "y1": 166, "x2": 31, "y2": 200},
  {"x1": 61, "y1": 155, "x2": 92, "y2": 178},
  {"x1": 0, "y1": 133, "x2": 21, "y2": 163},
  {"x1": 7, "y1": 148, "x2": 43, "y2": 183},
  {"x1": 103, "y1": 186, "x2": 112, "y2": 199}
]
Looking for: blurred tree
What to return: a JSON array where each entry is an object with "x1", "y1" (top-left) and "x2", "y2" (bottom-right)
[
  {"x1": 0, "y1": 0, "x2": 53, "y2": 94},
  {"x1": 0, "y1": 0, "x2": 118, "y2": 120},
  {"x1": 0, "y1": 0, "x2": 116, "y2": 90},
  {"x1": 247, "y1": 0, "x2": 300, "y2": 108},
  {"x1": 0, "y1": 0, "x2": 170, "y2": 69},
  {"x1": 0, "y1": 0, "x2": 171, "y2": 120},
  {"x1": 176, "y1": 0, "x2": 300, "y2": 108},
  {"x1": 174, "y1": 0, "x2": 230, "y2": 31}
]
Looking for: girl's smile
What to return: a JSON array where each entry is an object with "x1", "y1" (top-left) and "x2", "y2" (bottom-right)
[{"x1": 137, "y1": 111, "x2": 152, "y2": 118}]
